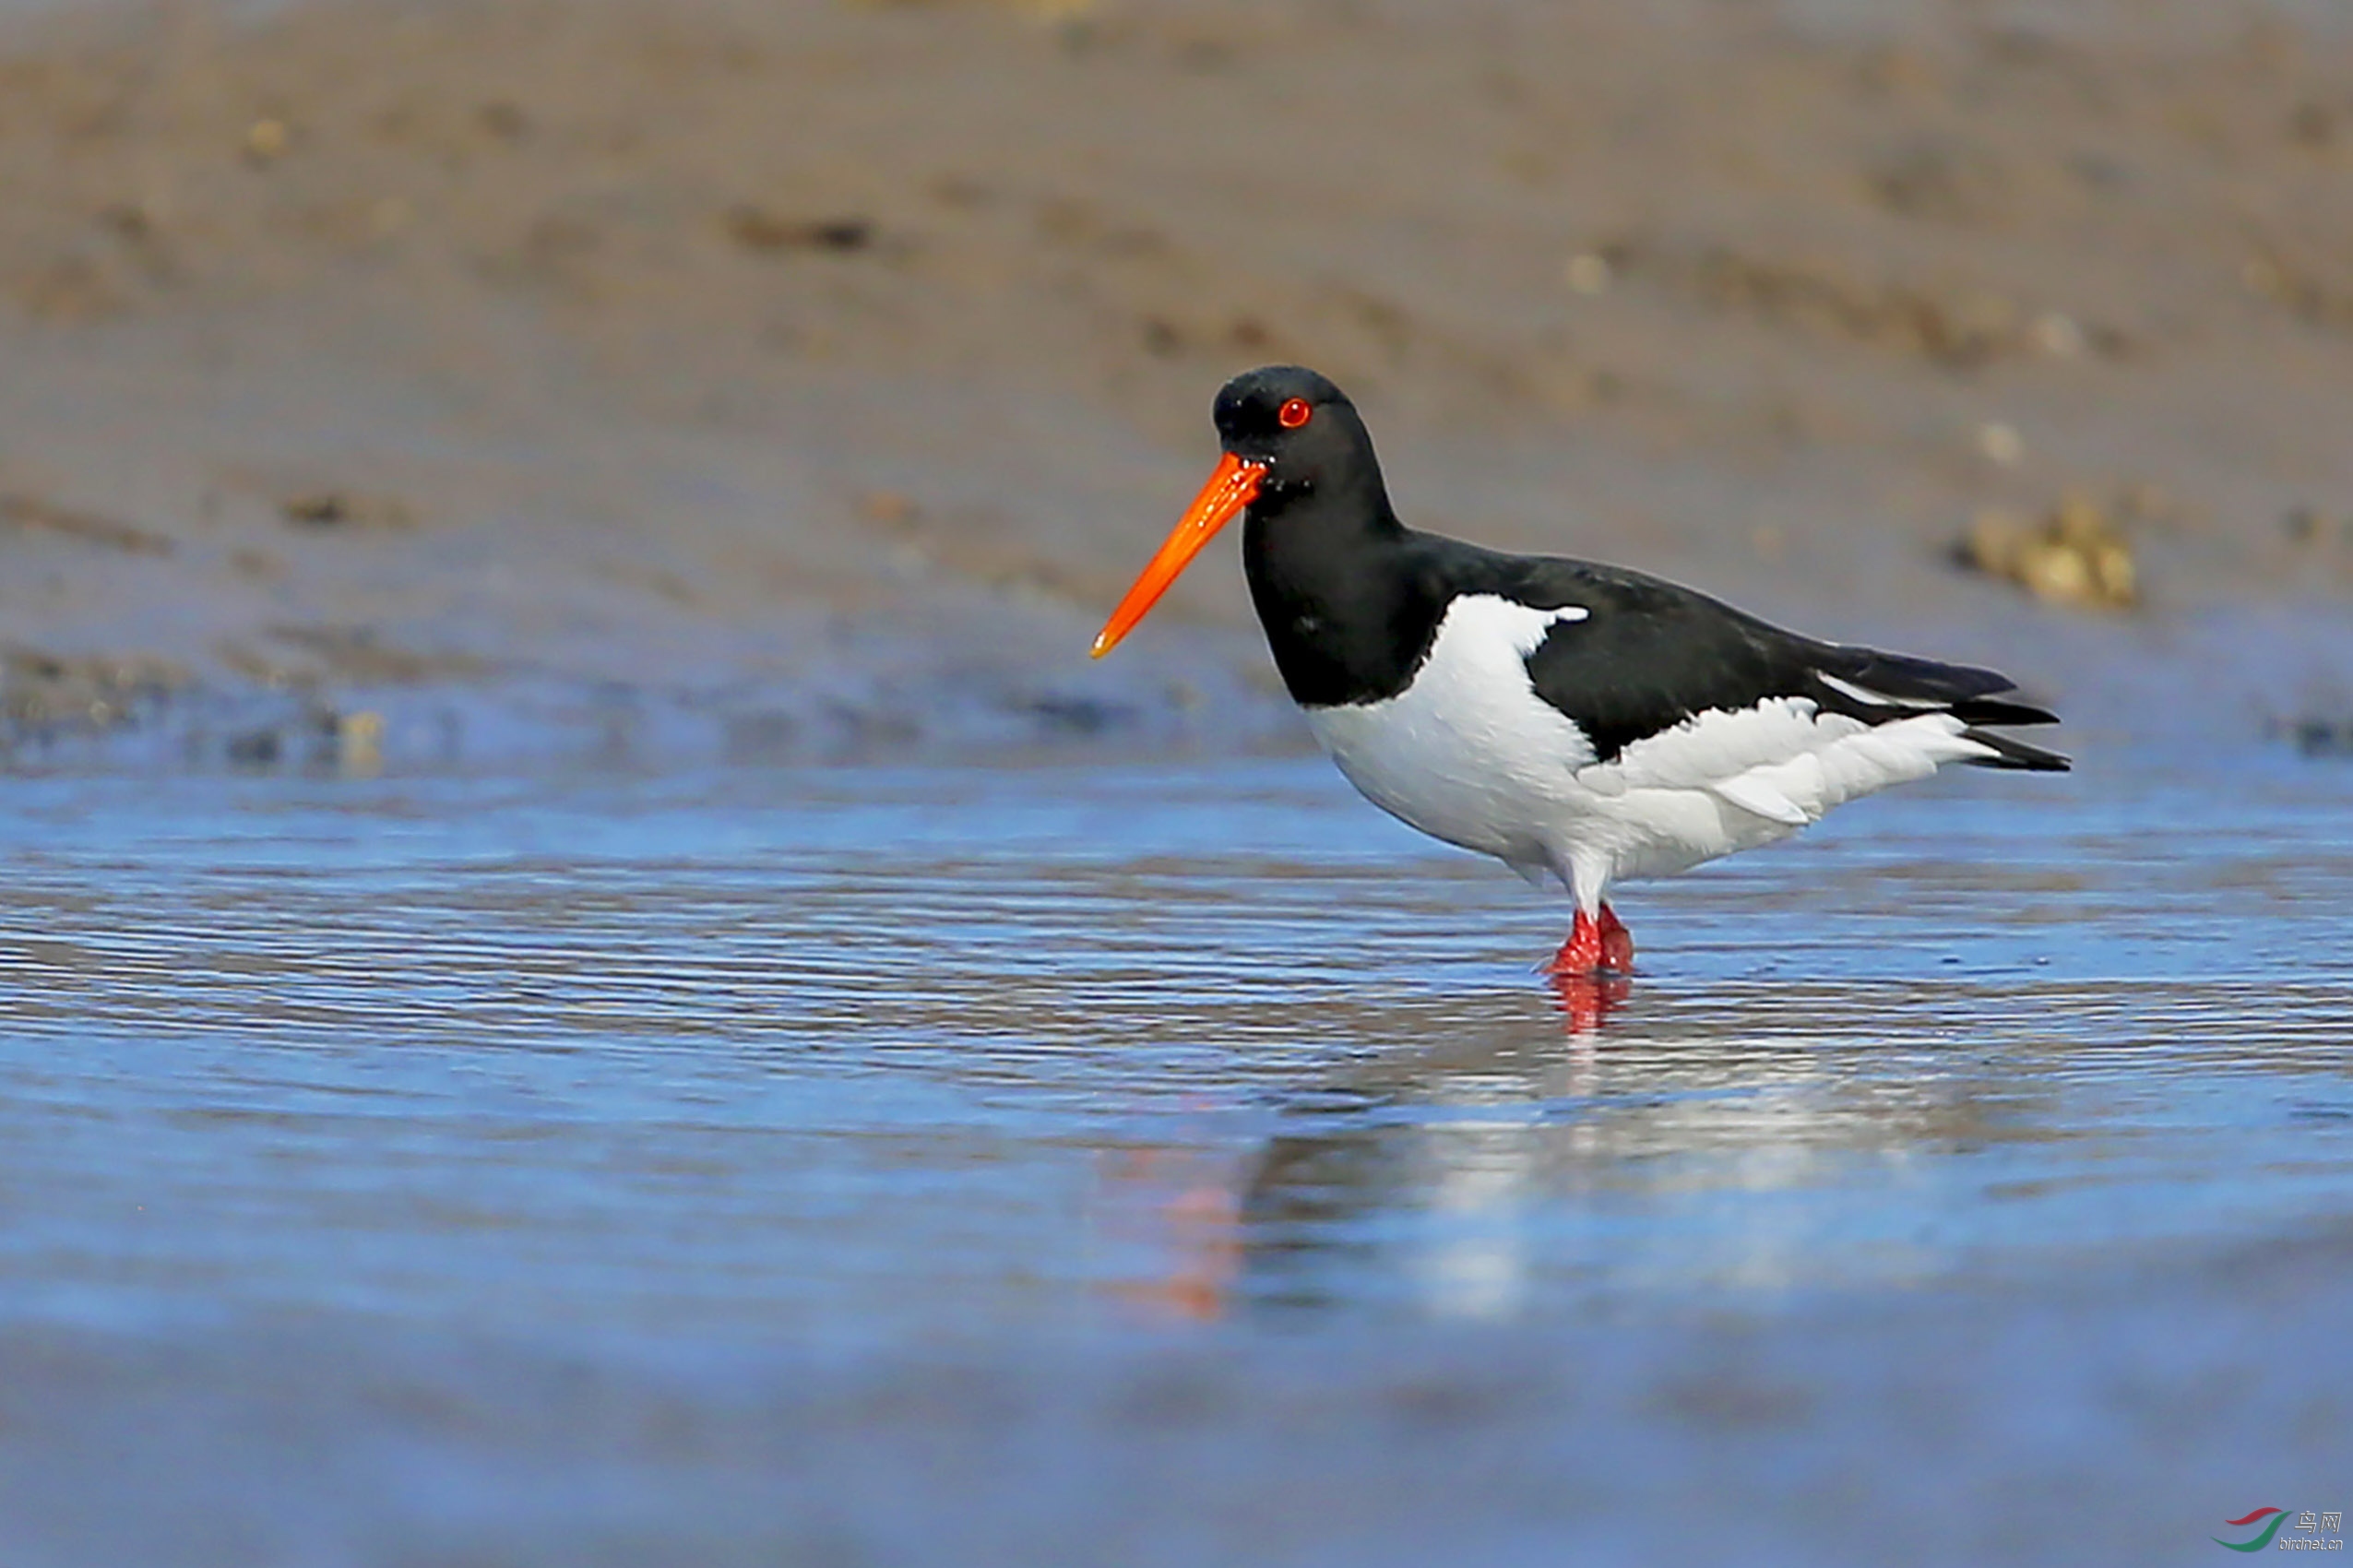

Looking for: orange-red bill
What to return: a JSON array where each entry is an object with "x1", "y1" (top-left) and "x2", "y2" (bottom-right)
[{"x1": 1089, "y1": 453, "x2": 1266, "y2": 659}]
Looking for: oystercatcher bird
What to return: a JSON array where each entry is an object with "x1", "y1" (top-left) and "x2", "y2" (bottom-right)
[{"x1": 1091, "y1": 366, "x2": 2067, "y2": 980}]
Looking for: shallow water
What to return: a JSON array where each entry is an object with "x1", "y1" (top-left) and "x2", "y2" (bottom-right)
[
  {"x1": 2, "y1": 752, "x2": 2350, "y2": 1562},
  {"x1": 3, "y1": 754, "x2": 2349, "y2": 1334}
]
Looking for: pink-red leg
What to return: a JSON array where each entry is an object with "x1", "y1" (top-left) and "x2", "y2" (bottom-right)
[
  {"x1": 1551, "y1": 909, "x2": 1604, "y2": 975},
  {"x1": 1550, "y1": 901, "x2": 1634, "y2": 977},
  {"x1": 1597, "y1": 901, "x2": 1635, "y2": 974},
  {"x1": 1547, "y1": 902, "x2": 1635, "y2": 1035}
]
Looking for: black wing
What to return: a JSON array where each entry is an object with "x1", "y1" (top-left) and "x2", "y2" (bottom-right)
[{"x1": 1485, "y1": 555, "x2": 2068, "y2": 772}]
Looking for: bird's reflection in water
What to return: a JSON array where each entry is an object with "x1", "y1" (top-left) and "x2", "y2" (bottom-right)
[
  {"x1": 1095, "y1": 1145, "x2": 1247, "y2": 1322},
  {"x1": 1549, "y1": 969, "x2": 1634, "y2": 1036},
  {"x1": 1094, "y1": 976, "x2": 2042, "y2": 1324}
]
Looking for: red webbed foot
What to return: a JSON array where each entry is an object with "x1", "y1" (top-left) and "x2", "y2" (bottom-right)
[{"x1": 1549, "y1": 902, "x2": 1634, "y2": 978}]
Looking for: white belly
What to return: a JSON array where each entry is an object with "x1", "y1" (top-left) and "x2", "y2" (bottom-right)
[{"x1": 1300, "y1": 594, "x2": 1991, "y2": 904}]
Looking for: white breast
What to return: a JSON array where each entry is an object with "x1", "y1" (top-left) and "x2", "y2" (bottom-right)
[
  {"x1": 1300, "y1": 593, "x2": 1999, "y2": 905},
  {"x1": 1302, "y1": 595, "x2": 1598, "y2": 867}
]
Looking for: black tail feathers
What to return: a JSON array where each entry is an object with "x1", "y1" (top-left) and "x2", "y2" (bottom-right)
[
  {"x1": 1959, "y1": 728, "x2": 2071, "y2": 772},
  {"x1": 1811, "y1": 646, "x2": 2067, "y2": 771}
]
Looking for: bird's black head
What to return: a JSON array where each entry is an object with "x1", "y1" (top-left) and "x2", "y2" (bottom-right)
[
  {"x1": 1090, "y1": 364, "x2": 1392, "y2": 659},
  {"x1": 1209, "y1": 365, "x2": 1381, "y2": 509}
]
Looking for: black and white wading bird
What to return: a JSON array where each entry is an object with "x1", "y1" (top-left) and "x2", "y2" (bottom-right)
[{"x1": 1091, "y1": 366, "x2": 2067, "y2": 980}]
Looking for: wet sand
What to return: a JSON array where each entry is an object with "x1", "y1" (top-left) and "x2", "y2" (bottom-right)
[{"x1": 2, "y1": 0, "x2": 2351, "y2": 765}]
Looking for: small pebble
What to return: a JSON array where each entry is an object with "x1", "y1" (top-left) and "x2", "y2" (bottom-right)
[
  {"x1": 2030, "y1": 313, "x2": 2086, "y2": 358},
  {"x1": 725, "y1": 207, "x2": 873, "y2": 254},
  {"x1": 1977, "y1": 422, "x2": 2025, "y2": 468},
  {"x1": 244, "y1": 118, "x2": 290, "y2": 163},
  {"x1": 1957, "y1": 490, "x2": 2137, "y2": 611},
  {"x1": 2283, "y1": 506, "x2": 2339, "y2": 545},
  {"x1": 335, "y1": 711, "x2": 386, "y2": 777},
  {"x1": 281, "y1": 491, "x2": 414, "y2": 530},
  {"x1": 1563, "y1": 253, "x2": 1612, "y2": 296},
  {"x1": 856, "y1": 491, "x2": 918, "y2": 529}
]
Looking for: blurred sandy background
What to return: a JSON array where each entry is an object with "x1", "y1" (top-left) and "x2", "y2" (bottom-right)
[{"x1": 2, "y1": 0, "x2": 2349, "y2": 767}]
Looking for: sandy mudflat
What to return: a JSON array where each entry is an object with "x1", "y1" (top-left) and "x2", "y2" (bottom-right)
[{"x1": 0, "y1": 0, "x2": 2349, "y2": 764}]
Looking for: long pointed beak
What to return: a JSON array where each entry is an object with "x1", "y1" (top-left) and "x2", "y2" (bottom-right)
[{"x1": 1090, "y1": 453, "x2": 1266, "y2": 659}]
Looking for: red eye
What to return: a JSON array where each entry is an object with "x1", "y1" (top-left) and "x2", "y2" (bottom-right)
[{"x1": 1278, "y1": 398, "x2": 1313, "y2": 429}]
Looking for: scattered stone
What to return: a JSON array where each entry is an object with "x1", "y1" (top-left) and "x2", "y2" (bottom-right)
[
  {"x1": 2240, "y1": 248, "x2": 2353, "y2": 332},
  {"x1": 1563, "y1": 252, "x2": 1612, "y2": 295},
  {"x1": 1956, "y1": 489, "x2": 2138, "y2": 611},
  {"x1": 856, "y1": 490, "x2": 920, "y2": 529},
  {"x1": 1976, "y1": 422, "x2": 2025, "y2": 468},
  {"x1": 331, "y1": 709, "x2": 386, "y2": 775},
  {"x1": 2272, "y1": 715, "x2": 2353, "y2": 758},
  {"x1": 266, "y1": 624, "x2": 477, "y2": 683},
  {"x1": 2030, "y1": 312, "x2": 2086, "y2": 358},
  {"x1": 1016, "y1": 693, "x2": 1132, "y2": 737},
  {"x1": 243, "y1": 118, "x2": 291, "y2": 165},
  {"x1": 0, "y1": 493, "x2": 173, "y2": 555},
  {"x1": 2283, "y1": 506, "x2": 2343, "y2": 545},
  {"x1": 1, "y1": 647, "x2": 189, "y2": 742},
  {"x1": 723, "y1": 208, "x2": 873, "y2": 255},
  {"x1": 226, "y1": 727, "x2": 282, "y2": 766},
  {"x1": 279, "y1": 490, "x2": 415, "y2": 530}
]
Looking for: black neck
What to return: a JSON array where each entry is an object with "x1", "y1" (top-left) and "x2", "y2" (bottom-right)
[{"x1": 1242, "y1": 481, "x2": 1444, "y2": 709}]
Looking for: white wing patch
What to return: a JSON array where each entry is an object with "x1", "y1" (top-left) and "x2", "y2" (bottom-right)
[
  {"x1": 1584, "y1": 696, "x2": 1989, "y2": 831},
  {"x1": 1589, "y1": 697, "x2": 1856, "y2": 792},
  {"x1": 1507, "y1": 603, "x2": 1590, "y2": 649},
  {"x1": 1817, "y1": 671, "x2": 1944, "y2": 710},
  {"x1": 1708, "y1": 772, "x2": 1812, "y2": 826}
]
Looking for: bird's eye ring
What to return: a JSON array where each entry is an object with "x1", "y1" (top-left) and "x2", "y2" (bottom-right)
[{"x1": 1278, "y1": 398, "x2": 1313, "y2": 430}]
